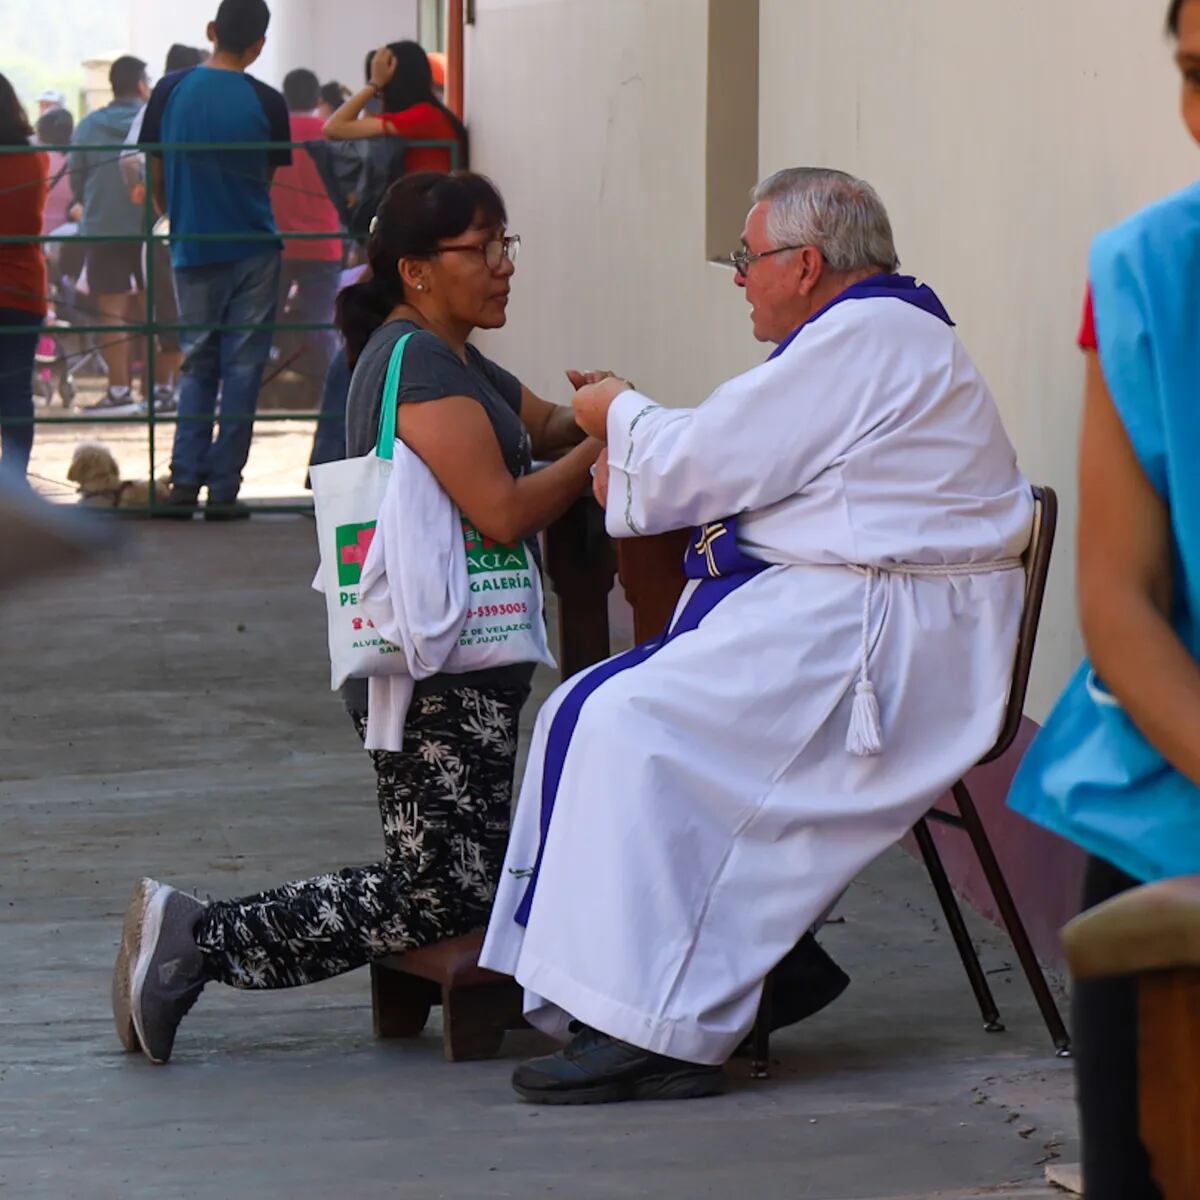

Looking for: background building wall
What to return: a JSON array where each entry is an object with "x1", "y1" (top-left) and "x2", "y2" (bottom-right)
[
  {"x1": 126, "y1": 0, "x2": 418, "y2": 90},
  {"x1": 466, "y1": 0, "x2": 1198, "y2": 716}
]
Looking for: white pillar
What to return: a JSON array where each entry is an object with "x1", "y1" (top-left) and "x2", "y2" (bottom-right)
[
  {"x1": 255, "y1": 0, "x2": 317, "y2": 90},
  {"x1": 125, "y1": 3, "x2": 211, "y2": 80},
  {"x1": 307, "y1": 0, "x2": 420, "y2": 91}
]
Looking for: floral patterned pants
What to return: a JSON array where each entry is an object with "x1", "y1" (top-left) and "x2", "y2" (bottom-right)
[{"x1": 195, "y1": 686, "x2": 526, "y2": 989}]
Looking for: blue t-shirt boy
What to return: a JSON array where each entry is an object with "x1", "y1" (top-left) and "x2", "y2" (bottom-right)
[{"x1": 140, "y1": 66, "x2": 291, "y2": 270}]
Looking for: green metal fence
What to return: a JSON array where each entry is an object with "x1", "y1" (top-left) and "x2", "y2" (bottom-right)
[{"x1": 0, "y1": 138, "x2": 462, "y2": 514}]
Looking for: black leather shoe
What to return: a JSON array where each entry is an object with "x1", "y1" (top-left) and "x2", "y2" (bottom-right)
[
  {"x1": 512, "y1": 1025, "x2": 725, "y2": 1105},
  {"x1": 203, "y1": 500, "x2": 252, "y2": 522},
  {"x1": 735, "y1": 933, "x2": 850, "y2": 1055},
  {"x1": 151, "y1": 485, "x2": 199, "y2": 520}
]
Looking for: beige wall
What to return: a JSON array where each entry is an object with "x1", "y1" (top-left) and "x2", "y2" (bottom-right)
[{"x1": 465, "y1": 0, "x2": 1197, "y2": 716}]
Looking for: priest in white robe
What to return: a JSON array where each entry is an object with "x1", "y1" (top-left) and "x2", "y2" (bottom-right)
[{"x1": 480, "y1": 166, "x2": 1033, "y2": 1104}]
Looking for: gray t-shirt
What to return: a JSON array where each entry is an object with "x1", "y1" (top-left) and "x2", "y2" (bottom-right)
[{"x1": 341, "y1": 319, "x2": 538, "y2": 713}]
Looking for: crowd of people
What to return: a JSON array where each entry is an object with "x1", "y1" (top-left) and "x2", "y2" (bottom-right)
[
  {"x1": 1, "y1": 0, "x2": 1196, "y2": 1197},
  {"x1": 0, "y1": 0, "x2": 461, "y2": 504}
]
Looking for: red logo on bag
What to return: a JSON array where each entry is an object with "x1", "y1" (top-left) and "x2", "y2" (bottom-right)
[{"x1": 336, "y1": 523, "x2": 377, "y2": 587}]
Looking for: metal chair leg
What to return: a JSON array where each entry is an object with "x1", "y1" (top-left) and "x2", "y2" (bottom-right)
[
  {"x1": 951, "y1": 781, "x2": 1071, "y2": 1056},
  {"x1": 750, "y1": 972, "x2": 774, "y2": 1079},
  {"x1": 913, "y1": 817, "x2": 1005, "y2": 1032}
]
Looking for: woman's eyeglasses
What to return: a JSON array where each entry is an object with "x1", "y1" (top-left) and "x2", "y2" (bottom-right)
[{"x1": 434, "y1": 235, "x2": 521, "y2": 271}]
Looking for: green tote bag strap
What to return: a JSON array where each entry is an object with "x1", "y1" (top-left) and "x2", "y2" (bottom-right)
[{"x1": 374, "y1": 331, "x2": 416, "y2": 461}]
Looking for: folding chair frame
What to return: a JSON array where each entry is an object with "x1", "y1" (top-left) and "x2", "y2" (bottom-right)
[{"x1": 750, "y1": 486, "x2": 1071, "y2": 1078}]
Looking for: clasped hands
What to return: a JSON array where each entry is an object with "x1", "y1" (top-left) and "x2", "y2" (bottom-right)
[{"x1": 565, "y1": 370, "x2": 633, "y2": 507}]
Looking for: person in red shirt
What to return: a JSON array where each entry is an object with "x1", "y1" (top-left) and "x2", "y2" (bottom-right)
[
  {"x1": 323, "y1": 40, "x2": 468, "y2": 178},
  {"x1": 0, "y1": 74, "x2": 48, "y2": 480},
  {"x1": 272, "y1": 68, "x2": 346, "y2": 393},
  {"x1": 314, "y1": 42, "x2": 469, "y2": 473}
]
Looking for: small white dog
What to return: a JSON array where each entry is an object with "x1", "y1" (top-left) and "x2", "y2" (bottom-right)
[{"x1": 67, "y1": 442, "x2": 170, "y2": 509}]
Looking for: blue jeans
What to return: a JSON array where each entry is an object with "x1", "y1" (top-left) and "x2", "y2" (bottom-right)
[
  {"x1": 0, "y1": 308, "x2": 42, "y2": 480},
  {"x1": 171, "y1": 251, "x2": 282, "y2": 502},
  {"x1": 309, "y1": 345, "x2": 350, "y2": 470}
]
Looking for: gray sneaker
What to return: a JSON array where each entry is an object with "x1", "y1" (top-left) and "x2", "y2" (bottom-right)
[
  {"x1": 135, "y1": 387, "x2": 179, "y2": 417},
  {"x1": 122, "y1": 879, "x2": 208, "y2": 1064},
  {"x1": 152, "y1": 386, "x2": 178, "y2": 415},
  {"x1": 89, "y1": 389, "x2": 141, "y2": 418},
  {"x1": 111, "y1": 878, "x2": 153, "y2": 1052}
]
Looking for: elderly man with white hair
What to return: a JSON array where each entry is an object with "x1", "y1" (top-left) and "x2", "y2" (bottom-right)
[{"x1": 480, "y1": 167, "x2": 1033, "y2": 1104}]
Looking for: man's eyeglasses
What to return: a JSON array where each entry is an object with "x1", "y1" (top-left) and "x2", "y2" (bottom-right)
[
  {"x1": 728, "y1": 243, "x2": 807, "y2": 275},
  {"x1": 434, "y1": 235, "x2": 522, "y2": 271}
]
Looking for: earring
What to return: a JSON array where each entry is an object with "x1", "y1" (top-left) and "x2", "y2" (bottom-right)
[{"x1": 415, "y1": 284, "x2": 425, "y2": 292}]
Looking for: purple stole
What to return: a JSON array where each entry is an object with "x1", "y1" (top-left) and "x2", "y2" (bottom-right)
[
  {"x1": 513, "y1": 519, "x2": 766, "y2": 926},
  {"x1": 514, "y1": 272, "x2": 954, "y2": 924}
]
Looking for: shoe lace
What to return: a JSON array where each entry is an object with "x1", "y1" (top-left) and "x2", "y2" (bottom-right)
[{"x1": 564, "y1": 1022, "x2": 610, "y2": 1057}]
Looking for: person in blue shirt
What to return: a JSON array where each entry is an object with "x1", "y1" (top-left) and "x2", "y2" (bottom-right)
[
  {"x1": 70, "y1": 56, "x2": 150, "y2": 416},
  {"x1": 140, "y1": 0, "x2": 291, "y2": 520},
  {"x1": 1008, "y1": 1, "x2": 1200, "y2": 1195}
]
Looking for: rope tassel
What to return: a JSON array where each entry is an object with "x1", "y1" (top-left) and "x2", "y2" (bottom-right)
[
  {"x1": 847, "y1": 566, "x2": 884, "y2": 757},
  {"x1": 846, "y1": 680, "x2": 883, "y2": 757},
  {"x1": 839, "y1": 555, "x2": 1025, "y2": 758}
]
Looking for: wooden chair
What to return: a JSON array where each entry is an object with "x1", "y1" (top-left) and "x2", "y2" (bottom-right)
[
  {"x1": 370, "y1": 931, "x2": 526, "y2": 1061},
  {"x1": 1063, "y1": 876, "x2": 1200, "y2": 1198},
  {"x1": 363, "y1": 499, "x2": 620, "y2": 1064},
  {"x1": 749, "y1": 485, "x2": 1072, "y2": 1077}
]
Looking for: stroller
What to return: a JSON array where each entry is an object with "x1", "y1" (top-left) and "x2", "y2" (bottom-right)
[{"x1": 34, "y1": 225, "x2": 110, "y2": 408}]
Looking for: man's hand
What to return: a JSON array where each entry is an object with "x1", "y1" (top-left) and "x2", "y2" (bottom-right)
[
  {"x1": 570, "y1": 375, "x2": 631, "y2": 440},
  {"x1": 592, "y1": 447, "x2": 610, "y2": 508},
  {"x1": 370, "y1": 47, "x2": 397, "y2": 89}
]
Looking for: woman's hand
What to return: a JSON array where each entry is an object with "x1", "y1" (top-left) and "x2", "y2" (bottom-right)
[
  {"x1": 592, "y1": 447, "x2": 610, "y2": 508},
  {"x1": 570, "y1": 375, "x2": 631, "y2": 440},
  {"x1": 398, "y1": 396, "x2": 603, "y2": 545},
  {"x1": 566, "y1": 369, "x2": 618, "y2": 389},
  {"x1": 370, "y1": 47, "x2": 397, "y2": 89}
]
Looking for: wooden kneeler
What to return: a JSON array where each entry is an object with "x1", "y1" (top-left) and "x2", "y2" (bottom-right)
[
  {"x1": 1064, "y1": 876, "x2": 1200, "y2": 1199},
  {"x1": 370, "y1": 930, "x2": 526, "y2": 1061}
]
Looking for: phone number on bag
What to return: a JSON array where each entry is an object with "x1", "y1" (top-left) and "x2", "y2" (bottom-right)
[{"x1": 468, "y1": 603, "x2": 529, "y2": 619}]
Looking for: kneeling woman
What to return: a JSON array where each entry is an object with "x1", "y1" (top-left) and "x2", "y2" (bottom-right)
[{"x1": 112, "y1": 172, "x2": 602, "y2": 1064}]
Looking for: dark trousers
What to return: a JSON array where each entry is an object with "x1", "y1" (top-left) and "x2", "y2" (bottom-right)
[
  {"x1": 1073, "y1": 855, "x2": 1164, "y2": 1200},
  {"x1": 0, "y1": 308, "x2": 42, "y2": 479},
  {"x1": 276, "y1": 259, "x2": 341, "y2": 388},
  {"x1": 309, "y1": 344, "x2": 350, "y2": 471},
  {"x1": 195, "y1": 687, "x2": 524, "y2": 989}
]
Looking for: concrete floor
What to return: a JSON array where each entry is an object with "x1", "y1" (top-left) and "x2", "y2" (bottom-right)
[{"x1": 0, "y1": 519, "x2": 1077, "y2": 1200}]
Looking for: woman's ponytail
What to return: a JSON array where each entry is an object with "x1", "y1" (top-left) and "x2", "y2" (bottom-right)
[{"x1": 336, "y1": 273, "x2": 398, "y2": 370}]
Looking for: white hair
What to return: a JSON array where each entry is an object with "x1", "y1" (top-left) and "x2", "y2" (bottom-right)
[{"x1": 752, "y1": 167, "x2": 899, "y2": 273}]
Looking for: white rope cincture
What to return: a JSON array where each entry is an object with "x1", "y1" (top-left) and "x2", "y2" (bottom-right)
[
  {"x1": 846, "y1": 566, "x2": 884, "y2": 757},
  {"x1": 844, "y1": 557, "x2": 1025, "y2": 759}
]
